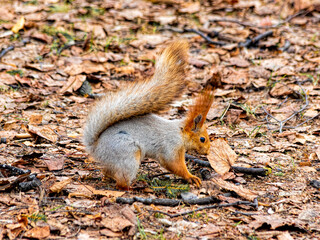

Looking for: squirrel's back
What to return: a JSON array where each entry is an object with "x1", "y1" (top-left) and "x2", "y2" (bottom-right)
[{"x1": 83, "y1": 40, "x2": 189, "y2": 153}]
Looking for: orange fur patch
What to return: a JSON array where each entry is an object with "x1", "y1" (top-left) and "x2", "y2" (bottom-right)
[{"x1": 184, "y1": 86, "x2": 215, "y2": 131}]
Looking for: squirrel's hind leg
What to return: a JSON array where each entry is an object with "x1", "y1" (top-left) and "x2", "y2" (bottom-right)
[{"x1": 96, "y1": 131, "x2": 142, "y2": 190}]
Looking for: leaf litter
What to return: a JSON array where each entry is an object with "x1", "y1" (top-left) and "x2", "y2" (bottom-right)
[{"x1": 0, "y1": 0, "x2": 320, "y2": 239}]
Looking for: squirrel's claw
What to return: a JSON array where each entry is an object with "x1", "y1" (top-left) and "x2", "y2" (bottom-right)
[{"x1": 188, "y1": 175, "x2": 202, "y2": 187}]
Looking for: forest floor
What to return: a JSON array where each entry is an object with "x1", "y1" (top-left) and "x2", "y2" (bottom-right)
[{"x1": 1, "y1": 0, "x2": 320, "y2": 239}]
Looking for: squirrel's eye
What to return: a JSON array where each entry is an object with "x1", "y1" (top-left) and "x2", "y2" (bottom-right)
[{"x1": 200, "y1": 137, "x2": 205, "y2": 143}]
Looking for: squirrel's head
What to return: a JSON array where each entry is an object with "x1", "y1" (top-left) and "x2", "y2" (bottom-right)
[
  {"x1": 182, "y1": 114, "x2": 211, "y2": 155},
  {"x1": 182, "y1": 86, "x2": 215, "y2": 155}
]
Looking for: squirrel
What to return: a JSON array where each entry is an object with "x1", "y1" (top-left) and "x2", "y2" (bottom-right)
[{"x1": 83, "y1": 40, "x2": 215, "y2": 190}]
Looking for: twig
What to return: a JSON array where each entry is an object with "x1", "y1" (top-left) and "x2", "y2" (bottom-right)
[
  {"x1": 262, "y1": 83, "x2": 309, "y2": 132},
  {"x1": 183, "y1": 28, "x2": 227, "y2": 46},
  {"x1": 283, "y1": 113, "x2": 320, "y2": 129},
  {"x1": 185, "y1": 154, "x2": 211, "y2": 167},
  {"x1": 160, "y1": 27, "x2": 227, "y2": 46},
  {"x1": 148, "y1": 200, "x2": 257, "y2": 218},
  {"x1": 231, "y1": 210, "x2": 258, "y2": 216},
  {"x1": 239, "y1": 30, "x2": 273, "y2": 48},
  {"x1": 209, "y1": 10, "x2": 311, "y2": 29},
  {"x1": 186, "y1": 154, "x2": 268, "y2": 177},
  {"x1": 0, "y1": 164, "x2": 30, "y2": 175},
  {"x1": 0, "y1": 38, "x2": 30, "y2": 59},
  {"x1": 232, "y1": 166, "x2": 268, "y2": 176},
  {"x1": 0, "y1": 46, "x2": 14, "y2": 58},
  {"x1": 116, "y1": 196, "x2": 219, "y2": 206}
]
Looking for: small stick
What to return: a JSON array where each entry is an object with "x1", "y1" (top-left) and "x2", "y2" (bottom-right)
[
  {"x1": 0, "y1": 38, "x2": 30, "y2": 59},
  {"x1": 116, "y1": 196, "x2": 219, "y2": 206},
  {"x1": 0, "y1": 164, "x2": 31, "y2": 175},
  {"x1": 160, "y1": 27, "x2": 227, "y2": 46},
  {"x1": 209, "y1": 9, "x2": 311, "y2": 29},
  {"x1": 183, "y1": 28, "x2": 227, "y2": 46},
  {"x1": 239, "y1": 30, "x2": 273, "y2": 48},
  {"x1": 148, "y1": 200, "x2": 257, "y2": 218},
  {"x1": 232, "y1": 166, "x2": 268, "y2": 176},
  {"x1": 185, "y1": 154, "x2": 268, "y2": 177},
  {"x1": 185, "y1": 154, "x2": 211, "y2": 167}
]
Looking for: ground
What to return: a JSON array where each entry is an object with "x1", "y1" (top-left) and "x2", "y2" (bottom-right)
[{"x1": 0, "y1": 0, "x2": 320, "y2": 239}]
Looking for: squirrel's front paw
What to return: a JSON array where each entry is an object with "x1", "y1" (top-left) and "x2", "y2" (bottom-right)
[{"x1": 188, "y1": 175, "x2": 202, "y2": 187}]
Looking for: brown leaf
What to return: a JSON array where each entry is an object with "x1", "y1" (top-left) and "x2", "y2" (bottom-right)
[
  {"x1": 207, "y1": 138, "x2": 237, "y2": 175},
  {"x1": 179, "y1": 2, "x2": 200, "y2": 13},
  {"x1": 211, "y1": 177, "x2": 258, "y2": 201},
  {"x1": 24, "y1": 226, "x2": 50, "y2": 239},
  {"x1": 27, "y1": 125, "x2": 58, "y2": 142},
  {"x1": 63, "y1": 61, "x2": 106, "y2": 75},
  {"x1": 43, "y1": 157, "x2": 65, "y2": 171},
  {"x1": 25, "y1": 63, "x2": 55, "y2": 72},
  {"x1": 228, "y1": 57, "x2": 250, "y2": 68},
  {"x1": 29, "y1": 114, "x2": 43, "y2": 125},
  {"x1": 269, "y1": 83, "x2": 294, "y2": 97},
  {"x1": 222, "y1": 69, "x2": 249, "y2": 85},
  {"x1": 49, "y1": 178, "x2": 72, "y2": 193},
  {"x1": 100, "y1": 205, "x2": 136, "y2": 236},
  {"x1": 189, "y1": 58, "x2": 209, "y2": 68},
  {"x1": 114, "y1": 66, "x2": 135, "y2": 75},
  {"x1": 67, "y1": 185, "x2": 125, "y2": 198},
  {"x1": 277, "y1": 231, "x2": 295, "y2": 240},
  {"x1": 249, "y1": 214, "x2": 305, "y2": 230},
  {"x1": 60, "y1": 75, "x2": 86, "y2": 94},
  {"x1": 31, "y1": 32, "x2": 53, "y2": 44},
  {"x1": 11, "y1": 16, "x2": 25, "y2": 33}
]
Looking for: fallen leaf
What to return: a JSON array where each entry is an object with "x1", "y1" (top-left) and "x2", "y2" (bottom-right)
[
  {"x1": 228, "y1": 57, "x2": 250, "y2": 68},
  {"x1": 27, "y1": 125, "x2": 58, "y2": 142},
  {"x1": 207, "y1": 138, "x2": 237, "y2": 175},
  {"x1": 43, "y1": 156, "x2": 65, "y2": 171},
  {"x1": 269, "y1": 83, "x2": 294, "y2": 97},
  {"x1": 24, "y1": 226, "x2": 50, "y2": 239},
  {"x1": 11, "y1": 16, "x2": 25, "y2": 33},
  {"x1": 49, "y1": 178, "x2": 72, "y2": 193},
  {"x1": 60, "y1": 75, "x2": 86, "y2": 94},
  {"x1": 249, "y1": 214, "x2": 306, "y2": 231},
  {"x1": 29, "y1": 114, "x2": 43, "y2": 125},
  {"x1": 179, "y1": 2, "x2": 200, "y2": 13},
  {"x1": 63, "y1": 61, "x2": 106, "y2": 75},
  {"x1": 114, "y1": 66, "x2": 135, "y2": 75},
  {"x1": 68, "y1": 185, "x2": 125, "y2": 198},
  {"x1": 211, "y1": 177, "x2": 258, "y2": 201},
  {"x1": 277, "y1": 231, "x2": 294, "y2": 240}
]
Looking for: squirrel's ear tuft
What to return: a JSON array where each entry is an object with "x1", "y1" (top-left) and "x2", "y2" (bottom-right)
[{"x1": 192, "y1": 114, "x2": 202, "y2": 131}]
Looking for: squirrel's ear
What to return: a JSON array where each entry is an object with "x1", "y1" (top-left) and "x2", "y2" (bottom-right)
[{"x1": 192, "y1": 114, "x2": 202, "y2": 131}]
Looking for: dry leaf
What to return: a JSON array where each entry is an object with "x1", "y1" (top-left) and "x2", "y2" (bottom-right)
[
  {"x1": 27, "y1": 125, "x2": 58, "y2": 142},
  {"x1": 29, "y1": 114, "x2": 43, "y2": 125},
  {"x1": 43, "y1": 157, "x2": 65, "y2": 171},
  {"x1": 207, "y1": 138, "x2": 237, "y2": 175},
  {"x1": 60, "y1": 75, "x2": 86, "y2": 94},
  {"x1": 114, "y1": 66, "x2": 135, "y2": 75},
  {"x1": 68, "y1": 185, "x2": 125, "y2": 198},
  {"x1": 211, "y1": 177, "x2": 258, "y2": 201},
  {"x1": 277, "y1": 231, "x2": 294, "y2": 240},
  {"x1": 24, "y1": 226, "x2": 50, "y2": 239},
  {"x1": 11, "y1": 16, "x2": 25, "y2": 33},
  {"x1": 49, "y1": 178, "x2": 72, "y2": 193},
  {"x1": 228, "y1": 57, "x2": 250, "y2": 68}
]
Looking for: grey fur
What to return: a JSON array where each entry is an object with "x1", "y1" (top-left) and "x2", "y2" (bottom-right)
[{"x1": 91, "y1": 114, "x2": 184, "y2": 185}]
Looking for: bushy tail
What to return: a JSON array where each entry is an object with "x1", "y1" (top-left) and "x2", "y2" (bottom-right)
[{"x1": 83, "y1": 40, "x2": 189, "y2": 152}]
